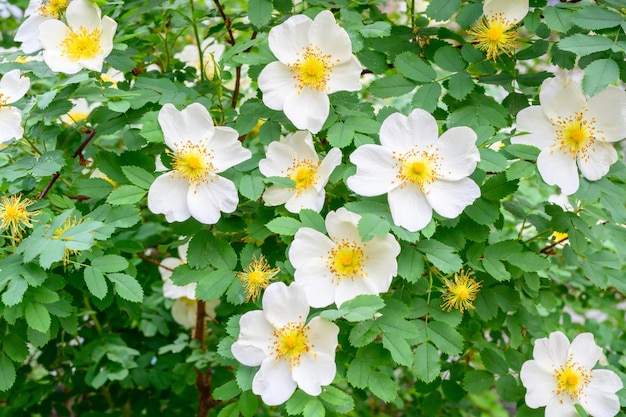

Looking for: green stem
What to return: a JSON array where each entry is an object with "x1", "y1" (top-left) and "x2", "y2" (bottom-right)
[{"x1": 189, "y1": 0, "x2": 206, "y2": 83}]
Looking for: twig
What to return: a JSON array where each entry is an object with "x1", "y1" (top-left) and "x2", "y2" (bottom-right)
[
  {"x1": 213, "y1": 0, "x2": 235, "y2": 45},
  {"x1": 539, "y1": 236, "x2": 569, "y2": 254},
  {"x1": 230, "y1": 32, "x2": 258, "y2": 109},
  {"x1": 136, "y1": 253, "x2": 175, "y2": 271}
]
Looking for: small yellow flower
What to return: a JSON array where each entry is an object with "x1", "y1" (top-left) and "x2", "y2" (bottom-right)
[
  {"x1": 468, "y1": 15, "x2": 519, "y2": 61},
  {"x1": 237, "y1": 255, "x2": 280, "y2": 302},
  {"x1": 0, "y1": 195, "x2": 40, "y2": 239},
  {"x1": 441, "y1": 269, "x2": 482, "y2": 313}
]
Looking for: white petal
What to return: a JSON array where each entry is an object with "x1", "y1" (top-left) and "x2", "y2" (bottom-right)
[
  {"x1": 316, "y1": 147, "x2": 342, "y2": 191},
  {"x1": 327, "y1": 56, "x2": 362, "y2": 94},
  {"x1": 158, "y1": 103, "x2": 215, "y2": 150},
  {"x1": 171, "y1": 299, "x2": 196, "y2": 328},
  {"x1": 532, "y1": 331, "x2": 570, "y2": 369},
  {"x1": 147, "y1": 172, "x2": 191, "y2": 222},
  {"x1": 15, "y1": 14, "x2": 48, "y2": 53},
  {"x1": 253, "y1": 359, "x2": 297, "y2": 406},
  {"x1": 284, "y1": 187, "x2": 324, "y2": 213},
  {"x1": 581, "y1": 384, "x2": 622, "y2": 417},
  {"x1": 158, "y1": 257, "x2": 182, "y2": 282},
  {"x1": 268, "y1": 14, "x2": 312, "y2": 64},
  {"x1": 379, "y1": 109, "x2": 438, "y2": 154},
  {"x1": 263, "y1": 186, "x2": 296, "y2": 207},
  {"x1": 519, "y1": 360, "x2": 558, "y2": 408},
  {"x1": 262, "y1": 282, "x2": 309, "y2": 329},
  {"x1": 361, "y1": 234, "x2": 400, "y2": 292},
  {"x1": 335, "y1": 277, "x2": 380, "y2": 307},
  {"x1": 187, "y1": 175, "x2": 238, "y2": 224},
  {"x1": 258, "y1": 61, "x2": 295, "y2": 111},
  {"x1": 587, "y1": 369, "x2": 624, "y2": 395},
  {"x1": 294, "y1": 265, "x2": 337, "y2": 308},
  {"x1": 38, "y1": 19, "x2": 68, "y2": 50},
  {"x1": 231, "y1": 310, "x2": 274, "y2": 366},
  {"x1": 293, "y1": 351, "x2": 336, "y2": 394},
  {"x1": 284, "y1": 131, "x2": 318, "y2": 161},
  {"x1": 545, "y1": 395, "x2": 577, "y2": 417},
  {"x1": 283, "y1": 88, "x2": 329, "y2": 134},
  {"x1": 305, "y1": 316, "x2": 339, "y2": 358},
  {"x1": 436, "y1": 127, "x2": 480, "y2": 180},
  {"x1": 0, "y1": 70, "x2": 30, "y2": 103},
  {"x1": 0, "y1": 107, "x2": 24, "y2": 143},
  {"x1": 259, "y1": 142, "x2": 298, "y2": 178},
  {"x1": 310, "y1": 10, "x2": 354, "y2": 63},
  {"x1": 388, "y1": 185, "x2": 433, "y2": 232},
  {"x1": 587, "y1": 85, "x2": 626, "y2": 143},
  {"x1": 289, "y1": 227, "x2": 335, "y2": 268},
  {"x1": 66, "y1": 0, "x2": 101, "y2": 30},
  {"x1": 514, "y1": 106, "x2": 556, "y2": 150},
  {"x1": 539, "y1": 77, "x2": 586, "y2": 122},
  {"x1": 568, "y1": 333, "x2": 601, "y2": 370},
  {"x1": 40, "y1": 21, "x2": 83, "y2": 74},
  {"x1": 484, "y1": 0, "x2": 529, "y2": 23},
  {"x1": 209, "y1": 126, "x2": 251, "y2": 172},
  {"x1": 426, "y1": 178, "x2": 480, "y2": 219},
  {"x1": 537, "y1": 149, "x2": 580, "y2": 195},
  {"x1": 325, "y1": 207, "x2": 361, "y2": 242},
  {"x1": 99, "y1": 16, "x2": 117, "y2": 58},
  {"x1": 347, "y1": 145, "x2": 399, "y2": 196}
]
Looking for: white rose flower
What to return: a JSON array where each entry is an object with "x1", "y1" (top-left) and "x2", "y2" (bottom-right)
[
  {"x1": 259, "y1": 130, "x2": 341, "y2": 213},
  {"x1": 0, "y1": 69, "x2": 30, "y2": 143},
  {"x1": 258, "y1": 10, "x2": 362, "y2": 133},
  {"x1": 289, "y1": 207, "x2": 400, "y2": 308},
  {"x1": 15, "y1": 0, "x2": 70, "y2": 54},
  {"x1": 39, "y1": 0, "x2": 117, "y2": 74},
  {"x1": 347, "y1": 109, "x2": 481, "y2": 232},
  {"x1": 520, "y1": 331, "x2": 623, "y2": 417},
  {"x1": 147, "y1": 103, "x2": 252, "y2": 224},
  {"x1": 231, "y1": 282, "x2": 339, "y2": 406},
  {"x1": 513, "y1": 77, "x2": 626, "y2": 195}
]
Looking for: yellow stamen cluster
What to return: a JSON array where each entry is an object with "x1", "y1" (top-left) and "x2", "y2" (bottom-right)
[
  {"x1": 172, "y1": 142, "x2": 215, "y2": 185},
  {"x1": 60, "y1": 26, "x2": 102, "y2": 61},
  {"x1": 397, "y1": 146, "x2": 441, "y2": 192},
  {"x1": 327, "y1": 240, "x2": 366, "y2": 282},
  {"x1": 50, "y1": 216, "x2": 83, "y2": 265},
  {"x1": 38, "y1": 0, "x2": 70, "y2": 18},
  {"x1": 291, "y1": 44, "x2": 334, "y2": 92},
  {"x1": 236, "y1": 255, "x2": 280, "y2": 302},
  {"x1": 272, "y1": 321, "x2": 310, "y2": 369},
  {"x1": 0, "y1": 93, "x2": 7, "y2": 107},
  {"x1": 468, "y1": 13, "x2": 519, "y2": 61},
  {"x1": 554, "y1": 359, "x2": 591, "y2": 401},
  {"x1": 0, "y1": 195, "x2": 39, "y2": 240},
  {"x1": 554, "y1": 112, "x2": 597, "y2": 160},
  {"x1": 441, "y1": 269, "x2": 482, "y2": 313},
  {"x1": 286, "y1": 158, "x2": 320, "y2": 194}
]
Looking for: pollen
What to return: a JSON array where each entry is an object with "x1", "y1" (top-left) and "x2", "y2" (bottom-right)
[
  {"x1": 236, "y1": 255, "x2": 280, "y2": 302},
  {"x1": 397, "y1": 146, "x2": 441, "y2": 192},
  {"x1": 286, "y1": 158, "x2": 320, "y2": 193},
  {"x1": 441, "y1": 269, "x2": 482, "y2": 313},
  {"x1": 172, "y1": 142, "x2": 215, "y2": 185},
  {"x1": 0, "y1": 195, "x2": 40, "y2": 240},
  {"x1": 554, "y1": 359, "x2": 591, "y2": 401},
  {"x1": 38, "y1": 0, "x2": 70, "y2": 18},
  {"x1": 327, "y1": 240, "x2": 366, "y2": 282},
  {"x1": 272, "y1": 321, "x2": 310, "y2": 369},
  {"x1": 291, "y1": 44, "x2": 334, "y2": 92},
  {"x1": 468, "y1": 13, "x2": 519, "y2": 61},
  {"x1": 60, "y1": 26, "x2": 102, "y2": 61},
  {"x1": 554, "y1": 112, "x2": 597, "y2": 160}
]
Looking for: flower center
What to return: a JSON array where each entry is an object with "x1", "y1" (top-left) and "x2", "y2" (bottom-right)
[
  {"x1": 38, "y1": 0, "x2": 69, "y2": 17},
  {"x1": 272, "y1": 321, "x2": 310, "y2": 368},
  {"x1": 0, "y1": 195, "x2": 39, "y2": 239},
  {"x1": 172, "y1": 142, "x2": 214, "y2": 185},
  {"x1": 327, "y1": 240, "x2": 366, "y2": 282},
  {"x1": 441, "y1": 269, "x2": 482, "y2": 313},
  {"x1": 287, "y1": 159, "x2": 320, "y2": 194},
  {"x1": 554, "y1": 112, "x2": 597, "y2": 160},
  {"x1": 67, "y1": 111, "x2": 89, "y2": 124},
  {"x1": 397, "y1": 147, "x2": 441, "y2": 192},
  {"x1": 554, "y1": 360, "x2": 591, "y2": 400},
  {"x1": 468, "y1": 14, "x2": 518, "y2": 61},
  {"x1": 60, "y1": 26, "x2": 102, "y2": 61},
  {"x1": 236, "y1": 255, "x2": 280, "y2": 302},
  {"x1": 291, "y1": 44, "x2": 334, "y2": 92}
]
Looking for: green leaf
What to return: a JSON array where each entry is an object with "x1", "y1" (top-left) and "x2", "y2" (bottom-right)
[
  {"x1": 239, "y1": 390, "x2": 259, "y2": 417},
  {"x1": 264, "y1": 176, "x2": 296, "y2": 188},
  {"x1": 480, "y1": 347, "x2": 509, "y2": 375},
  {"x1": 92, "y1": 255, "x2": 129, "y2": 273},
  {"x1": 327, "y1": 122, "x2": 355, "y2": 148},
  {"x1": 209, "y1": 239, "x2": 238, "y2": 270},
  {"x1": 412, "y1": 82, "x2": 442, "y2": 113},
  {"x1": 413, "y1": 343, "x2": 440, "y2": 383},
  {"x1": 213, "y1": 381, "x2": 241, "y2": 401},
  {"x1": 320, "y1": 295, "x2": 385, "y2": 322},
  {"x1": 25, "y1": 302, "x2": 51, "y2": 333},
  {"x1": 397, "y1": 247, "x2": 424, "y2": 283},
  {"x1": 417, "y1": 240, "x2": 462, "y2": 274},
  {"x1": 84, "y1": 266, "x2": 108, "y2": 299},
  {"x1": 507, "y1": 252, "x2": 550, "y2": 272},
  {"x1": 394, "y1": 52, "x2": 436, "y2": 83},
  {"x1": 382, "y1": 334, "x2": 413, "y2": 367},
  {"x1": 463, "y1": 370, "x2": 493, "y2": 394},
  {"x1": 319, "y1": 386, "x2": 354, "y2": 414},
  {"x1": 426, "y1": 0, "x2": 461, "y2": 22},
  {"x1": 369, "y1": 75, "x2": 415, "y2": 98},
  {"x1": 286, "y1": 389, "x2": 313, "y2": 415},
  {"x1": 303, "y1": 398, "x2": 325, "y2": 417},
  {"x1": 543, "y1": 6, "x2": 573, "y2": 32},
  {"x1": 433, "y1": 46, "x2": 466, "y2": 72},
  {"x1": 196, "y1": 269, "x2": 236, "y2": 301},
  {"x1": 505, "y1": 144, "x2": 540, "y2": 160},
  {"x1": 2, "y1": 334, "x2": 29, "y2": 363},
  {"x1": 299, "y1": 209, "x2": 325, "y2": 233},
  {"x1": 478, "y1": 148, "x2": 508, "y2": 173},
  {"x1": 106, "y1": 184, "x2": 146, "y2": 205},
  {"x1": 217, "y1": 403, "x2": 240, "y2": 417},
  {"x1": 464, "y1": 198, "x2": 500, "y2": 226},
  {"x1": 483, "y1": 257, "x2": 510, "y2": 281},
  {"x1": 107, "y1": 273, "x2": 144, "y2": 302},
  {"x1": 359, "y1": 21, "x2": 391, "y2": 38},
  {"x1": 582, "y1": 59, "x2": 619, "y2": 97},
  {"x1": 496, "y1": 374, "x2": 523, "y2": 402},
  {"x1": 239, "y1": 175, "x2": 265, "y2": 201},
  {"x1": 357, "y1": 213, "x2": 390, "y2": 242},
  {"x1": 572, "y1": 5, "x2": 622, "y2": 30},
  {"x1": 368, "y1": 371, "x2": 397, "y2": 402},
  {"x1": 447, "y1": 71, "x2": 474, "y2": 100},
  {"x1": 265, "y1": 217, "x2": 303, "y2": 236},
  {"x1": 558, "y1": 34, "x2": 613, "y2": 56},
  {"x1": 121, "y1": 165, "x2": 154, "y2": 189},
  {"x1": 1, "y1": 276, "x2": 28, "y2": 306},
  {"x1": 247, "y1": 0, "x2": 272, "y2": 29},
  {"x1": 426, "y1": 321, "x2": 464, "y2": 355},
  {"x1": 187, "y1": 230, "x2": 213, "y2": 269},
  {"x1": 0, "y1": 354, "x2": 16, "y2": 391}
]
